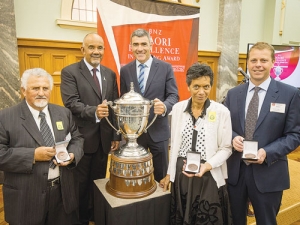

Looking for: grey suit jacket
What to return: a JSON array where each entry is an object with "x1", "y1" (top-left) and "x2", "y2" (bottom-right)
[
  {"x1": 120, "y1": 57, "x2": 179, "y2": 142},
  {"x1": 0, "y1": 100, "x2": 84, "y2": 225},
  {"x1": 61, "y1": 59, "x2": 121, "y2": 154},
  {"x1": 225, "y1": 79, "x2": 300, "y2": 193}
]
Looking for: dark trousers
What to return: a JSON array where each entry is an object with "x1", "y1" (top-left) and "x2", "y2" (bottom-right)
[
  {"x1": 138, "y1": 133, "x2": 169, "y2": 182},
  {"x1": 73, "y1": 148, "x2": 108, "y2": 225},
  {"x1": 9, "y1": 184, "x2": 73, "y2": 225},
  {"x1": 228, "y1": 162, "x2": 282, "y2": 225},
  {"x1": 44, "y1": 184, "x2": 73, "y2": 225}
]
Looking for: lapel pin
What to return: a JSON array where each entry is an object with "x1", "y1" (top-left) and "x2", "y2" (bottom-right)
[
  {"x1": 208, "y1": 111, "x2": 216, "y2": 122},
  {"x1": 56, "y1": 121, "x2": 64, "y2": 130}
]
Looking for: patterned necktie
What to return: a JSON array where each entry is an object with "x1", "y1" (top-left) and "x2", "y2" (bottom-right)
[
  {"x1": 92, "y1": 68, "x2": 102, "y2": 99},
  {"x1": 245, "y1": 87, "x2": 260, "y2": 140},
  {"x1": 40, "y1": 111, "x2": 55, "y2": 147},
  {"x1": 138, "y1": 64, "x2": 146, "y2": 94},
  {"x1": 39, "y1": 111, "x2": 56, "y2": 168}
]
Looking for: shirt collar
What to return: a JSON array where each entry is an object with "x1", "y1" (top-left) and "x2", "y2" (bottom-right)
[
  {"x1": 248, "y1": 76, "x2": 271, "y2": 92},
  {"x1": 84, "y1": 58, "x2": 100, "y2": 73},
  {"x1": 136, "y1": 56, "x2": 153, "y2": 68},
  {"x1": 184, "y1": 97, "x2": 211, "y2": 118},
  {"x1": 25, "y1": 101, "x2": 50, "y2": 120}
]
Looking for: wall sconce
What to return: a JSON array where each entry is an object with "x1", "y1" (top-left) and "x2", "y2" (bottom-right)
[{"x1": 279, "y1": 0, "x2": 286, "y2": 36}]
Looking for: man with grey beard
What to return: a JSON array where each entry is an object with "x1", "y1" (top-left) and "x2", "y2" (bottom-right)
[{"x1": 0, "y1": 68, "x2": 84, "y2": 225}]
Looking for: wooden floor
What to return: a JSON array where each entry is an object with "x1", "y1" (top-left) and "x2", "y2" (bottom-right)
[
  {"x1": 0, "y1": 148, "x2": 300, "y2": 224},
  {"x1": 0, "y1": 185, "x2": 6, "y2": 225}
]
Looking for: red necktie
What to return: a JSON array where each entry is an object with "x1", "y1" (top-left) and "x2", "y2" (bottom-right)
[{"x1": 92, "y1": 68, "x2": 102, "y2": 99}]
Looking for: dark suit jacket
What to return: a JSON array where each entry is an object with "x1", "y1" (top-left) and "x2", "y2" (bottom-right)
[
  {"x1": 225, "y1": 79, "x2": 300, "y2": 193},
  {"x1": 120, "y1": 57, "x2": 178, "y2": 142},
  {"x1": 0, "y1": 100, "x2": 84, "y2": 225},
  {"x1": 61, "y1": 59, "x2": 120, "y2": 154}
]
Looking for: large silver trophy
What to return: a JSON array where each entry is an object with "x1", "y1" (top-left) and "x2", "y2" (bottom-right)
[{"x1": 105, "y1": 82, "x2": 157, "y2": 198}]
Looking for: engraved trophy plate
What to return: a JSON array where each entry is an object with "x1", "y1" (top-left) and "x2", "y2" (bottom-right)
[{"x1": 105, "y1": 82, "x2": 157, "y2": 198}]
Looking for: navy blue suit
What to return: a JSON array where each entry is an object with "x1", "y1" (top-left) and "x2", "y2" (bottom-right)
[
  {"x1": 120, "y1": 57, "x2": 178, "y2": 181},
  {"x1": 225, "y1": 78, "x2": 300, "y2": 224}
]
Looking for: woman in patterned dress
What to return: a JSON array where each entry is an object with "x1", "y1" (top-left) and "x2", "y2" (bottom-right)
[{"x1": 160, "y1": 63, "x2": 233, "y2": 225}]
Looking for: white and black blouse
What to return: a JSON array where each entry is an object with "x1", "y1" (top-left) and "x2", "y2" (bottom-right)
[{"x1": 178, "y1": 98, "x2": 210, "y2": 160}]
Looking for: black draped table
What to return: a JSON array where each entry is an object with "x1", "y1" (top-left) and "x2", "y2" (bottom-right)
[{"x1": 93, "y1": 178, "x2": 171, "y2": 225}]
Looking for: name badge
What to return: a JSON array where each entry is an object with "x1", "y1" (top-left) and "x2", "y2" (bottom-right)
[
  {"x1": 270, "y1": 103, "x2": 285, "y2": 113},
  {"x1": 56, "y1": 121, "x2": 64, "y2": 130}
]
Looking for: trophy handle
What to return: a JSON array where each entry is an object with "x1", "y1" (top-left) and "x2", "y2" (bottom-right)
[
  {"x1": 144, "y1": 114, "x2": 157, "y2": 133},
  {"x1": 105, "y1": 101, "x2": 121, "y2": 135},
  {"x1": 144, "y1": 100, "x2": 157, "y2": 133}
]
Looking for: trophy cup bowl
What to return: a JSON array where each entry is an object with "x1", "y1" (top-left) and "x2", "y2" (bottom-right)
[{"x1": 105, "y1": 82, "x2": 157, "y2": 198}]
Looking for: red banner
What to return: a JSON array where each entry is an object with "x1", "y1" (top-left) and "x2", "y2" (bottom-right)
[{"x1": 97, "y1": 0, "x2": 200, "y2": 100}]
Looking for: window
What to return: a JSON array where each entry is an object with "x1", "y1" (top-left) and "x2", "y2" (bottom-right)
[
  {"x1": 56, "y1": 0, "x2": 97, "y2": 31},
  {"x1": 72, "y1": 0, "x2": 97, "y2": 22}
]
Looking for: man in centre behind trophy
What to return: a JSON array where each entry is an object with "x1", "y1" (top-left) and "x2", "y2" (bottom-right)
[{"x1": 120, "y1": 28, "x2": 179, "y2": 182}]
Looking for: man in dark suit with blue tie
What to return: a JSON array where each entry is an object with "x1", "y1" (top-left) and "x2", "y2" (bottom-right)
[
  {"x1": 61, "y1": 33, "x2": 120, "y2": 224},
  {"x1": 225, "y1": 42, "x2": 300, "y2": 224},
  {"x1": 0, "y1": 68, "x2": 84, "y2": 225},
  {"x1": 120, "y1": 28, "x2": 179, "y2": 182}
]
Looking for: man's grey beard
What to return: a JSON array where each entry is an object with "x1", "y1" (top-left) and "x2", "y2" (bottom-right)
[
  {"x1": 91, "y1": 61, "x2": 100, "y2": 67},
  {"x1": 34, "y1": 100, "x2": 48, "y2": 108}
]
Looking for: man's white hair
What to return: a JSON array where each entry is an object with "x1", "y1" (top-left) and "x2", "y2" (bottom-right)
[{"x1": 21, "y1": 68, "x2": 53, "y2": 90}]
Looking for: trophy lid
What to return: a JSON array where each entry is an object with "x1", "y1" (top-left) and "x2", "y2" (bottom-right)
[{"x1": 115, "y1": 82, "x2": 151, "y2": 105}]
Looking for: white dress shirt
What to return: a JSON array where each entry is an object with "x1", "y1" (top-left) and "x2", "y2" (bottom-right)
[{"x1": 26, "y1": 102, "x2": 60, "y2": 179}]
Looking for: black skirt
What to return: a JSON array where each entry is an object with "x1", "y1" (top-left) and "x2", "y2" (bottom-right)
[{"x1": 170, "y1": 157, "x2": 233, "y2": 225}]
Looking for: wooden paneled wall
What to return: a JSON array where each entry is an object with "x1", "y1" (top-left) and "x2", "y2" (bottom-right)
[
  {"x1": 17, "y1": 38, "x2": 247, "y2": 105},
  {"x1": 18, "y1": 38, "x2": 83, "y2": 106},
  {"x1": 198, "y1": 50, "x2": 220, "y2": 100},
  {"x1": 238, "y1": 53, "x2": 247, "y2": 84}
]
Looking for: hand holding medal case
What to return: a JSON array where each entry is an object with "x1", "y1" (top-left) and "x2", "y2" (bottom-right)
[
  {"x1": 242, "y1": 140, "x2": 258, "y2": 161},
  {"x1": 185, "y1": 151, "x2": 201, "y2": 174},
  {"x1": 55, "y1": 140, "x2": 71, "y2": 163}
]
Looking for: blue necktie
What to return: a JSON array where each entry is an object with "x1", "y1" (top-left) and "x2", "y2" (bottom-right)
[{"x1": 138, "y1": 64, "x2": 146, "y2": 94}]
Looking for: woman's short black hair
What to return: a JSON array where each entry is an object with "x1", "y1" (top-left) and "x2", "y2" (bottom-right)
[{"x1": 186, "y1": 62, "x2": 214, "y2": 86}]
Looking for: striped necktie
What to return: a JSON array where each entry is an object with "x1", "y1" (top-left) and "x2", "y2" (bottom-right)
[
  {"x1": 138, "y1": 64, "x2": 146, "y2": 94},
  {"x1": 39, "y1": 111, "x2": 55, "y2": 147},
  {"x1": 39, "y1": 111, "x2": 56, "y2": 168}
]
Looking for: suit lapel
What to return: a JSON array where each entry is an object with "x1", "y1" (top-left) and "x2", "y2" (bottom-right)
[
  {"x1": 144, "y1": 57, "x2": 158, "y2": 95},
  {"x1": 237, "y1": 84, "x2": 248, "y2": 134},
  {"x1": 256, "y1": 79, "x2": 279, "y2": 130},
  {"x1": 20, "y1": 100, "x2": 44, "y2": 146},
  {"x1": 100, "y1": 65, "x2": 107, "y2": 100},
  {"x1": 48, "y1": 104, "x2": 65, "y2": 142},
  {"x1": 129, "y1": 62, "x2": 140, "y2": 93},
  {"x1": 79, "y1": 60, "x2": 102, "y2": 100}
]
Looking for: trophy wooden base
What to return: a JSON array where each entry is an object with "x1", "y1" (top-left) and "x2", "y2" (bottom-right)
[{"x1": 106, "y1": 152, "x2": 157, "y2": 199}]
